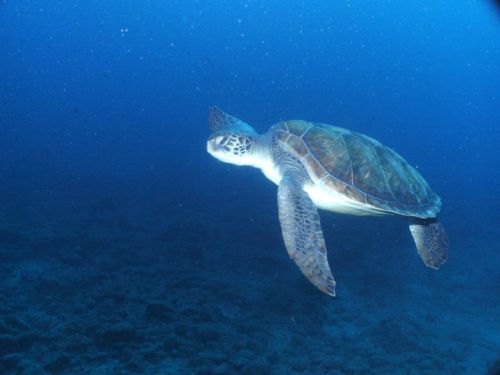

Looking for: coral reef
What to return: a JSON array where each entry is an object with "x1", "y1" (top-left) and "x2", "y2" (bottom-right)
[{"x1": 0, "y1": 200, "x2": 498, "y2": 374}]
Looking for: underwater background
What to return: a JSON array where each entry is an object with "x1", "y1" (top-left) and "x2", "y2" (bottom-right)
[{"x1": 1, "y1": 0, "x2": 499, "y2": 374}]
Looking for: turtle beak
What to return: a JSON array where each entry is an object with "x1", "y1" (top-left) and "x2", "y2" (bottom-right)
[
  {"x1": 207, "y1": 139, "x2": 214, "y2": 154},
  {"x1": 207, "y1": 135, "x2": 225, "y2": 155},
  {"x1": 207, "y1": 138, "x2": 218, "y2": 157}
]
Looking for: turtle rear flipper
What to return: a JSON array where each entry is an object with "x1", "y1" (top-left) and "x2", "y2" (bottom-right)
[{"x1": 409, "y1": 218, "x2": 448, "y2": 269}]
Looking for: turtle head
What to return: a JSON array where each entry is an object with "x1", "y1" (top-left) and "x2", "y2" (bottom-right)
[
  {"x1": 207, "y1": 132, "x2": 256, "y2": 166},
  {"x1": 207, "y1": 107, "x2": 259, "y2": 166}
]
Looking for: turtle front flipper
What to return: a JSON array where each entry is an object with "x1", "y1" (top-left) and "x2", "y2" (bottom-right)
[
  {"x1": 409, "y1": 217, "x2": 448, "y2": 269},
  {"x1": 277, "y1": 173, "x2": 336, "y2": 296}
]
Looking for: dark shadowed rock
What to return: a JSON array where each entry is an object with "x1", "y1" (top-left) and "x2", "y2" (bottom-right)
[
  {"x1": 0, "y1": 334, "x2": 41, "y2": 355},
  {"x1": 43, "y1": 355, "x2": 71, "y2": 374},
  {"x1": 144, "y1": 303, "x2": 175, "y2": 323},
  {"x1": 94, "y1": 328, "x2": 143, "y2": 349}
]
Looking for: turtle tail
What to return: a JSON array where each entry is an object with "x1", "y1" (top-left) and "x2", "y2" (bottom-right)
[{"x1": 409, "y1": 217, "x2": 448, "y2": 269}]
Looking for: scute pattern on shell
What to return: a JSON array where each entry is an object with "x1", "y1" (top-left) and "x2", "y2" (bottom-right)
[{"x1": 274, "y1": 121, "x2": 440, "y2": 218}]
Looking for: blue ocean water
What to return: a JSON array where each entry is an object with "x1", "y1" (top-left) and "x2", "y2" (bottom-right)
[{"x1": 1, "y1": 0, "x2": 499, "y2": 373}]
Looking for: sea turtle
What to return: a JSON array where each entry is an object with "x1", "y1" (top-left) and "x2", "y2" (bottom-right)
[{"x1": 207, "y1": 107, "x2": 448, "y2": 296}]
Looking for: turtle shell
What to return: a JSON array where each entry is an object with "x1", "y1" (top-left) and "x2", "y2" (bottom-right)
[{"x1": 274, "y1": 120, "x2": 441, "y2": 218}]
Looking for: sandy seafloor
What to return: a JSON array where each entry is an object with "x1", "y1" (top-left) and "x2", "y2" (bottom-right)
[{"x1": 0, "y1": 194, "x2": 498, "y2": 375}]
